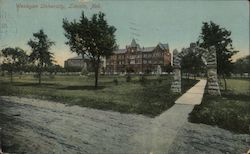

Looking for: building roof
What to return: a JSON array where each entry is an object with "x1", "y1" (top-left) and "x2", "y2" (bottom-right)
[
  {"x1": 158, "y1": 43, "x2": 169, "y2": 50},
  {"x1": 129, "y1": 38, "x2": 140, "y2": 48},
  {"x1": 114, "y1": 49, "x2": 127, "y2": 54},
  {"x1": 131, "y1": 39, "x2": 137, "y2": 47},
  {"x1": 113, "y1": 42, "x2": 169, "y2": 54},
  {"x1": 142, "y1": 47, "x2": 155, "y2": 52}
]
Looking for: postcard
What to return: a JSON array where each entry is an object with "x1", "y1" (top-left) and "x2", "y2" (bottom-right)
[{"x1": 0, "y1": 0, "x2": 249, "y2": 153}]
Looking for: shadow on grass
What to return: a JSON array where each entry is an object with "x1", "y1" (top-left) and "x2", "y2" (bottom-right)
[
  {"x1": 189, "y1": 93, "x2": 250, "y2": 134},
  {"x1": 14, "y1": 83, "x2": 59, "y2": 87},
  {"x1": 221, "y1": 90, "x2": 250, "y2": 101},
  {"x1": 59, "y1": 85, "x2": 106, "y2": 90}
]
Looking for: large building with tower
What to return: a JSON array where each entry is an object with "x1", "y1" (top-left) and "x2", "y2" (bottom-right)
[{"x1": 106, "y1": 39, "x2": 171, "y2": 74}]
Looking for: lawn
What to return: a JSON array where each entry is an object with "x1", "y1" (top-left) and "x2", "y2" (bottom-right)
[
  {"x1": 189, "y1": 78, "x2": 250, "y2": 134},
  {"x1": 220, "y1": 78, "x2": 250, "y2": 94},
  {"x1": 0, "y1": 74, "x2": 197, "y2": 117}
]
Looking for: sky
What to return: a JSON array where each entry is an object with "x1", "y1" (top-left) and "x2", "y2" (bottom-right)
[{"x1": 0, "y1": 0, "x2": 249, "y2": 66}]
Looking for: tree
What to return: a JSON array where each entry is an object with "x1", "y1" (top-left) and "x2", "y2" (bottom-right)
[
  {"x1": 28, "y1": 29, "x2": 55, "y2": 84},
  {"x1": 162, "y1": 65, "x2": 173, "y2": 73},
  {"x1": 198, "y1": 21, "x2": 238, "y2": 90},
  {"x1": 1, "y1": 47, "x2": 28, "y2": 83},
  {"x1": 17, "y1": 49, "x2": 29, "y2": 78},
  {"x1": 63, "y1": 11, "x2": 117, "y2": 87},
  {"x1": 181, "y1": 51, "x2": 205, "y2": 79},
  {"x1": 233, "y1": 55, "x2": 250, "y2": 77},
  {"x1": 47, "y1": 64, "x2": 64, "y2": 75}
]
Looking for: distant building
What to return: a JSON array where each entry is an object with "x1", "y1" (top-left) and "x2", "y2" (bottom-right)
[
  {"x1": 64, "y1": 55, "x2": 92, "y2": 71},
  {"x1": 106, "y1": 39, "x2": 171, "y2": 74},
  {"x1": 64, "y1": 55, "x2": 105, "y2": 72},
  {"x1": 64, "y1": 55, "x2": 85, "y2": 68}
]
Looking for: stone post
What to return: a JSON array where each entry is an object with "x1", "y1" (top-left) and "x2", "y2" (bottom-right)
[
  {"x1": 171, "y1": 49, "x2": 182, "y2": 93},
  {"x1": 206, "y1": 46, "x2": 221, "y2": 95},
  {"x1": 156, "y1": 65, "x2": 162, "y2": 77}
]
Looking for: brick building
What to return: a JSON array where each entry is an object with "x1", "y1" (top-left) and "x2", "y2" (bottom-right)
[{"x1": 106, "y1": 39, "x2": 171, "y2": 74}]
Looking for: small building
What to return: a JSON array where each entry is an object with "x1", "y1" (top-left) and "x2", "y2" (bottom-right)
[
  {"x1": 64, "y1": 55, "x2": 93, "y2": 71},
  {"x1": 64, "y1": 55, "x2": 105, "y2": 72}
]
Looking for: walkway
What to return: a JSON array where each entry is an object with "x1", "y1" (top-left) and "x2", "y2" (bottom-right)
[
  {"x1": 175, "y1": 79, "x2": 207, "y2": 105},
  {"x1": 132, "y1": 79, "x2": 208, "y2": 153}
]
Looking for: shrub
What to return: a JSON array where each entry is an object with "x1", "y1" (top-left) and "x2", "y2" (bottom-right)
[
  {"x1": 126, "y1": 74, "x2": 131, "y2": 82},
  {"x1": 157, "y1": 77, "x2": 162, "y2": 84},
  {"x1": 33, "y1": 74, "x2": 39, "y2": 78},
  {"x1": 139, "y1": 75, "x2": 147, "y2": 84},
  {"x1": 81, "y1": 68, "x2": 88, "y2": 76},
  {"x1": 113, "y1": 78, "x2": 118, "y2": 85}
]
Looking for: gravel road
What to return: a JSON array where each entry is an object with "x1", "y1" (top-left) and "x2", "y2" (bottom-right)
[{"x1": 0, "y1": 96, "x2": 249, "y2": 154}]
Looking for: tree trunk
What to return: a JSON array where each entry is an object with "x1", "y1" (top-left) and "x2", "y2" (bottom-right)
[
  {"x1": 38, "y1": 72, "x2": 42, "y2": 85},
  {"x1": 222, "y1": 74, "x2": 227, "y2": 91},
  {"x1": 94, "y1": 64, "x2": 99, "y2": 88},
  {"x1": 10, "y1": 71, "x2": 13, "y2": 83}
]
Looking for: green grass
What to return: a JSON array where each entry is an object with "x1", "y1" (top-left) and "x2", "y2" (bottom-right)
[
  {"x1": 0, "y1": 74, "x2": 197, "y2": 117},
  {"x1": 189, "y1": 78, "x2": 250, "y2": 134},
  {"x1": 220, "y1": 78, "x2": 250, "y2": 94}
]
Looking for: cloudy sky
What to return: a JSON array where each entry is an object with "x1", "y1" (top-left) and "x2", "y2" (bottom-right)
[{"x1": 0, "y1": 0, "x2": 249, "y2": 66}]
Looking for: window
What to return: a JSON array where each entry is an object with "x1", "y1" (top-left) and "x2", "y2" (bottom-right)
[{"x1": 130, "y1": 60, "x2": 135, "y2": 64}]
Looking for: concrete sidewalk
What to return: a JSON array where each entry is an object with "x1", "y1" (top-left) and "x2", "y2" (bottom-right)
[{"x1": 175, "y1": 79, "x2": 207, "y2": 105}]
